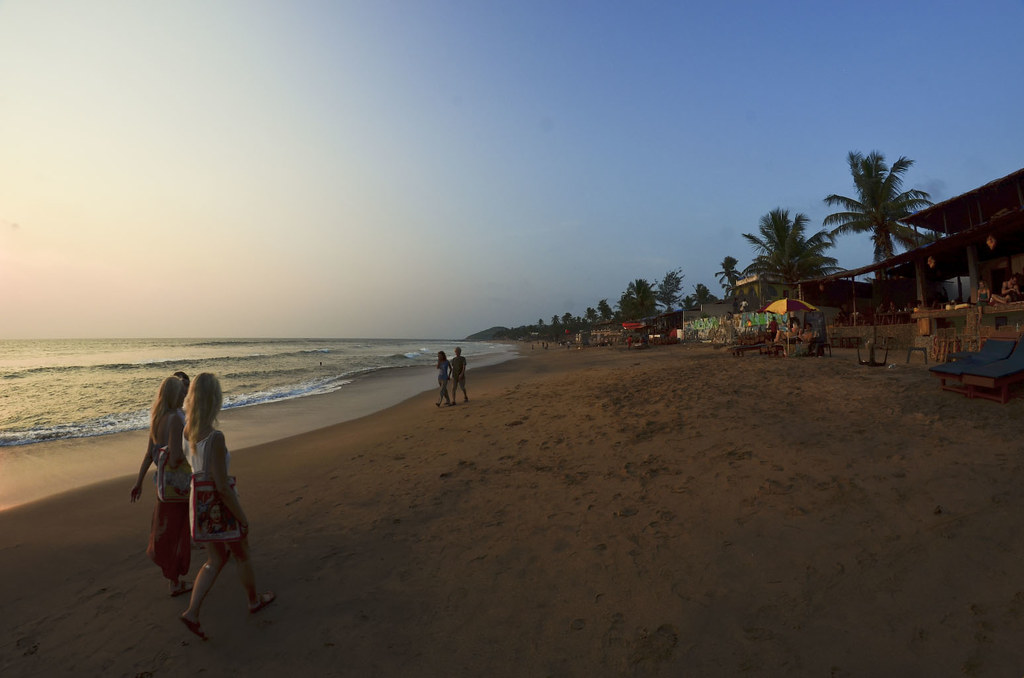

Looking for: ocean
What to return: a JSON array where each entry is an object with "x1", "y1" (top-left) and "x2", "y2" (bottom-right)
[
  {"x1": 0, "y1": 337, "x2": 513, "y2": 446},
  {"x1": 0, "y1": 338, "x2": 516, "y2": 509}
]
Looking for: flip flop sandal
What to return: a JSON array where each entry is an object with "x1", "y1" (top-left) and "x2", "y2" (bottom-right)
[
  {"x1": 180, "y1": 616, "x2": 207, "y2": 641},
  {"x1": 170, "y1": 582, "x2": 194, "y2": 598},
  {"x1": 249, "y1": 591, "x2": 276, "y2": 614}
]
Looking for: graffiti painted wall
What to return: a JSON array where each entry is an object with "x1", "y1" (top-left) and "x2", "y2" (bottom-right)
[{"x1": 683, "y1": 312, "x2": 789, "y2": 342}]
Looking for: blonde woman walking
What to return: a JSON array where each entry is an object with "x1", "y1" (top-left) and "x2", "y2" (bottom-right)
[
  {"x1": 179, "y1": 373, "x2": 274, "y2": 640},
  {"x1": 130, "y1": 375, "x2": 192, "y2": 596}
]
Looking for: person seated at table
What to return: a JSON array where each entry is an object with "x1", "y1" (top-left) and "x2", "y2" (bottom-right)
[
  {"x1": 800, "y1": 322, "x2": 815, "y2": 344},
  {"x1": 802, "y1": 322, "x2": 826, "y2": 354},
  {"x1": 999, "y1": 274, "x2": 1021, "y2": 303},
  {"x1": 767, "y1": 318, "x2": 779, "y2": 339},
  {"x1": 977, "y1": 280, "x2": 1003, "y2": 305},
  {"x1": 774, "y1": 318, "x2": 800, "y2": 344},
  {"x1": 834, "y1": 308, "x2": 848, "y2": 326}
]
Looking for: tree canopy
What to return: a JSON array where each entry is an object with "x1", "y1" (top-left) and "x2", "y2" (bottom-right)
[
  {"x1": 743, "y1": 208, "x2": 840, "y2": 283},
  {"x1": 715, "y1": 256, "x2": 741, "y2": 298},
  {"x1": 655, "y1": 269, "x2": 685, "y2": 311},
  {"x1": 824, "y1": 151, "x2": 933, "y2": 263},
  {"x1": 683, "y1": 283, "x2": 719, "y2": 309},
  {"x1": 618, "y1": 278, "x2": 658, "y2": 320}
]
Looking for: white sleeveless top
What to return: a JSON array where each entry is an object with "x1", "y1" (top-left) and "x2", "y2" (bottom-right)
[{"x1": 189, "y1": 431, "x2": 230, "y2": 477}]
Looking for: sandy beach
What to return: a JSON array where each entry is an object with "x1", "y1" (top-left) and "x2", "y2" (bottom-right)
[{"x1": 2, "y1": 344, "x2": 1023, "y2": 677}]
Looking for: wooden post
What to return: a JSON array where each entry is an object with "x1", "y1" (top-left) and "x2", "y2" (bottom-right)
[
  {"x1": 849, "y1": 277, "x2": 855, "y2": 320},
  {"x1": 914, "y1": 258, "x2": 926, "y2": 306},
  {"x1": 967, "y1": 244, "x2": 980, "y2": 301}
]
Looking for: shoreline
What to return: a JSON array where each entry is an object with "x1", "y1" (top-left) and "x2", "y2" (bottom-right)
[
  {"x1": 4, "y1": 344, "x2": 1024, "y2": 675},
  {"x1": 0, "y1": 348, "x2": 520, "y2": 511}
]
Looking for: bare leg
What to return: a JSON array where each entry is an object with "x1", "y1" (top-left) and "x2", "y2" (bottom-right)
[
  {"x1": 181, "y1": 543, "x2": 229, "y2": 631},
  {"x1": 227, "y1": 539, "x2": 275, "y2": 612},
  {"x1": 227, "y1": 540, "x2": 258, "y2": 605}
]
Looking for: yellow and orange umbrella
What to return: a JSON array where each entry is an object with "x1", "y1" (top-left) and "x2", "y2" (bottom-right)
[{"x1": 757, "y1": 298, "x2": 818, "y2": 314}]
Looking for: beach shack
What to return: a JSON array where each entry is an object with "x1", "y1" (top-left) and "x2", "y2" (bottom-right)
[
  {"x1": 732, "y1": 274, "x2": 798, "y2": 312},
  {"x1": 798, "y1": 167, "x2": 1024, "y2": 356}
]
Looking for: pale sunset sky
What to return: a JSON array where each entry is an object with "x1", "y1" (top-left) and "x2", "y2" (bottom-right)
[{"x1": 1, "y1": 1, "x2": 1021, "y2": 339}]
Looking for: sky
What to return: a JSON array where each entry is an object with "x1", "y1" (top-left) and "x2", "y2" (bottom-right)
[{"x1": 1, "y1": 1, "x2": 1022, "y2": 340}]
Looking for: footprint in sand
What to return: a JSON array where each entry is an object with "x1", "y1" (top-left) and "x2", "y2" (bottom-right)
[
  {"x1": 17, "y1": 637, "x2": 39, "y2": 656},
  {"x1": 629, "y1": 624, "x2": 679, "y2": 665}
]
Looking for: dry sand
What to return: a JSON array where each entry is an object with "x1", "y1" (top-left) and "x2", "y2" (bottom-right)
[{"x1": 2, "y1": 344, "x2": 1023, "y2": 677}]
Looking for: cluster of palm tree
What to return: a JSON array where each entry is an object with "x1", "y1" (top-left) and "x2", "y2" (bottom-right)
[
  {"x1": 494, "y1": 150, "x2": 932, "y2": 340},
  {"x1": 716, "y1": 150, "x2": 934, "y2": 297}
]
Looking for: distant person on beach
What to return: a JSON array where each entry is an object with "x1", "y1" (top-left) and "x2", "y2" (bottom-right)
[
  {"x1": 129, "y1": 374, "x2": 192, "y2": 597},
  {"x1": 180, "y1": 373, "x2": 274, "y2": 641},
  {"x1": 435, "y1": 351, "x2": 452, "y2": 407},
  {"x1": 449, "y1": 347, "x2": 468, "y2": 403}
]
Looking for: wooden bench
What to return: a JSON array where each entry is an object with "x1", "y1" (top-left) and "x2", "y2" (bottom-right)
[{"x1": 731, "y1": 344, "x2": 766, "y2": 357}]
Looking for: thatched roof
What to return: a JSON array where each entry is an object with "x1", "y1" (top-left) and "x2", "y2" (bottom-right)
[{"x1": 903, "y1": 167, "x2": 1024, "y2": 234}]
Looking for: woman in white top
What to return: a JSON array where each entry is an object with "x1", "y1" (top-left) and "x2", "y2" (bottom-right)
[{"x1": 179, "y1": 373, "x2": 274, "y2": 640}]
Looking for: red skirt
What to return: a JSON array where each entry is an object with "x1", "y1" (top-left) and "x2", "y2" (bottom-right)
[{"x1": 146, "y1": 500, "x2": 191, "y2": 581}]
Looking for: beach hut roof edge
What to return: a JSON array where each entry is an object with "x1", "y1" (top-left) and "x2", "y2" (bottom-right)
[
  {"x1": 802, "y1": 167, "x2": 1024, "y2": 284},
  {"x1": 902, "y1": 167, "x2": 1024, "y2": 234}
]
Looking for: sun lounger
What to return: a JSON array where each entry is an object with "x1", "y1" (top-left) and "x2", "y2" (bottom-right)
[
  {"x1": 958, "y1": 340, "x2": 1024, "y2": 403},
  {"x1": 928, "y1": 339, "x2": 1016, "y2": 393}
]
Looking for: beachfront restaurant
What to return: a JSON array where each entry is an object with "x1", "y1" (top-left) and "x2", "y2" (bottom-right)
[{"x1": 798, "y1": 167, "x2": 1024, "y2": 357}]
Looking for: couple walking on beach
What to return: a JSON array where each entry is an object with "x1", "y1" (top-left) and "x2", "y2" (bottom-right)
[
  {"x1": 129, "y1": 371, "x2": 274, "y2": 641},
  {"x1": 435, "y1": 347, "x2": 468, "y2": 407}
]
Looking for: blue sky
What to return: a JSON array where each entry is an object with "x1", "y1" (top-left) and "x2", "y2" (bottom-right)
[{"x1": 1, "y1": 1, "x2": 1021, "y2": 338}]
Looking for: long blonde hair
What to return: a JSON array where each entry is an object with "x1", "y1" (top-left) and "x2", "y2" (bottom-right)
[
  {"x1": 150, "y1": 376, "x2": 185, "y2": 445},
  {"x1": 183, "y1": 372, "x2": 223, "y2": 445}
]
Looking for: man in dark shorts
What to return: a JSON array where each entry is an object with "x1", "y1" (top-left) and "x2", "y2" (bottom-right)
[{"x1": 450, "y1": 347, "x2": 468, "y2": 403}]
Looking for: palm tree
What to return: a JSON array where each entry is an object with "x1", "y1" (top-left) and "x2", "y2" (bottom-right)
[
  {"x1": 597, "y1": 299, "x2": 613, "y2": 321},
  {"x1": 824, "y1": 151, "x2": 933, "y2": 264},
  {"x1": 743, "y1": 208, "x2": 840, "y2": 283},
  {"x1": 618, "y1": 278, "x2": 658, "y2": 320},
  {"x1": 715, "y1": 256, "x2": 741, "y2": 298},
  {"x1": 655, "y1": 268, "x2": 684, "y2": 310},
  {"x1": 683, "y1": 283, "x2": 718, "y2": 309},
  {"x1": 585, "y1": 307, "x2": 599, "y2": 325}
]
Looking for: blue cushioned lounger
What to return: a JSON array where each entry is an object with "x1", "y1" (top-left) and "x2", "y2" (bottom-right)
[
  {"x1": 928, "y1": 339, "x2": 1016, "y2": 393},
  {"x1": 959, "y1": 340, "x2": 1024, "y2": 403}
]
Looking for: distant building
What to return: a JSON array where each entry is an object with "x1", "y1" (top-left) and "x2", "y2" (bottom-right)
[{"x1": 731, "y1": 275, "x2": 798, "y2": 311}]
